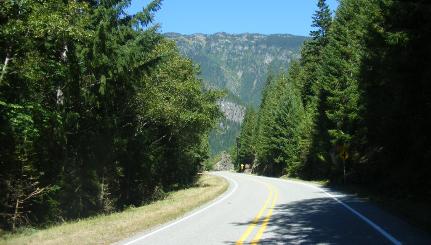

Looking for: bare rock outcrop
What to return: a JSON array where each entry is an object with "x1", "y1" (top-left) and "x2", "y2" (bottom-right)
[{"x1": 214, "y1": 152, "x2": 234, "y2": 171}]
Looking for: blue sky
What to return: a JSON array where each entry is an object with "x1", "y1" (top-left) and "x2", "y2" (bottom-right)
[{"x1": 128, "y1": 0, "x2": 339, "y2": 36}]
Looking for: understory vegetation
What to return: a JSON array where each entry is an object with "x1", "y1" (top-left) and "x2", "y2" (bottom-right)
[
  {"x1": 0, "y1": 0, "x2": 221, "y2": 231},
  {"x1": 235, "y1": 0, "x2": 431, "y2": 208},
  {"x1": 1, "y1": 174, "x2": 228, "y2": 245}
]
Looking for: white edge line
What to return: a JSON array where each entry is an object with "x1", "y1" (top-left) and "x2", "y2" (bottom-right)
[
  {"x1": 121, "y1": 173, "x2": 239, "y2": 245},
  {"x1": 264, "y1": 176, "x2": 402, "y2": 245}
]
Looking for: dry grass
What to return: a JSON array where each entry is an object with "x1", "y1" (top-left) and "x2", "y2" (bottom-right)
[{"x1": 1, "y1": 174, "x2": 228, "y2": 245}]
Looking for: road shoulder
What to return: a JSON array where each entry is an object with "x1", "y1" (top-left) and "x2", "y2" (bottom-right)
[{"x1": 1, "y1": 174, "x2": 229, "y2": 245}]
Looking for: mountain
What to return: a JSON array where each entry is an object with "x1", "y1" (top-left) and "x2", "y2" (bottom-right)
[
  {"x1": 165, "y1": 32, "x2": 307, "y2": 154},
  {"x1": 165, "y1": 32, "x2": 307, "y2": 106}
]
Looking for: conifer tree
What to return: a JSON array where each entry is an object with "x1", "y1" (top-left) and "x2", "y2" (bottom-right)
[
  {"x1": 236, "y1": 107, "x2": 257, "y2": 168},
  {"x1": 0, "y1": 0, "x2": 220, "y2": 230},
  {"x1": 300, "y1": 0, "x2": 332, "y2": 106}
]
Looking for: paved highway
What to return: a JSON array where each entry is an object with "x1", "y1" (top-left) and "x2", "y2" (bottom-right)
[{"x1": 119, "y1": 172, "x2": 430, "y2": 245}]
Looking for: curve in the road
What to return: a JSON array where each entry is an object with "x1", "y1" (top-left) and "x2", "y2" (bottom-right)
[
  {"x1": 119, "y1": 172, "x2": 430, "y2": 245},
  {"x1": 236, "y1": 180, "x2": 275, "y2": 244},
  {"x1": 250, "y1": 187, "x2": 279, "y2": 244},
  {"x1": 122, "y1": 174, "x2": 239, "y2": 245}
]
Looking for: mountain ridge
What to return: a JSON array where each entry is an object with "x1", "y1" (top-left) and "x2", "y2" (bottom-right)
[
  {"x1": 165, "y1": 32, "x2": 307, "y2": 107},
  {"x1": 165, "y1": 32, "x2": 307, "y2": 154},
  {"x1": 165, "y1": 32, "x2": 308, "y2": 38}
]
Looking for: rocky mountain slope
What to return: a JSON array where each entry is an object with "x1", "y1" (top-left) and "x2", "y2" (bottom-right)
[
  {"x1": 218, "y1": 99, "x2": 245, "y2": 123},
  {"x1": 166, "y1": 32, "x2": 307, "y2": 107},
  {"x1": 166, "y1": 32, "x2": 307, "y2": 154}
]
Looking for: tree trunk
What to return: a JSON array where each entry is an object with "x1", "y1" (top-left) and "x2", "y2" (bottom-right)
[
  {"x1": 12, "y1": 198, "x2": 20, "y2": 231},
  {"x1": 0, "y1": 53, "x2": 11, "y2": 84},
  {"x1": 100, "y1": 174, "x2": 105, "y2": 210}
]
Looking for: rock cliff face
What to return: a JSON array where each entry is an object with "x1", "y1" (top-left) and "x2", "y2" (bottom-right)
[
  {"x1": 165, "y1": 32, "x2": 307, "y2": 154},
  {"x1": 218, "y1": 100, "x2": 245, "y2": 123},
  {"x1": 214, "y1": 152, "x2": 234, "y2": 171},
  {"x1": 165, "y1": 32, "x2": 307, "y2": 107}
]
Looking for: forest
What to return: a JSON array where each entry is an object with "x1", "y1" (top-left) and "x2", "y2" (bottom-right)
[
  {"x1": 236, "y1": 0, "x2": 431, "y2": 212},
  {"x1": 0, "y1": 0, "x2": 221, "y2": 230},
  {"x1": 2, "y1": 0, "x2": 431, "y2": 234}
]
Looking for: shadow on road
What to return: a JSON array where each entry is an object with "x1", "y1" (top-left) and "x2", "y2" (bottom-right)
[{"x1": 225, "y1": 197, "x2": 390, "y2": 245}]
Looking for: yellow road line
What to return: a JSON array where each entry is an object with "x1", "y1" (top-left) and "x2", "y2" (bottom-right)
[
  {"x1": 235, "y1": 182, "x2": 274, "y2": 245},
  {"x1": 250, "y1": 188, "x2": 279, "y2": 245}
]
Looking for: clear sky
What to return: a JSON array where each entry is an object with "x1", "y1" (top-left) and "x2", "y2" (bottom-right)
[{"x1": 127, "y1": 0, "x2": 339, "y2": 36}]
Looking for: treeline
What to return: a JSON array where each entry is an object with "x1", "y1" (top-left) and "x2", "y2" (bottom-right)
[
  {"x1": 236, "y1": 0, "x2": 431, "y2": 201},
  {"x1": 0, "y1": 0, "x2": 220, "y2": 230}
]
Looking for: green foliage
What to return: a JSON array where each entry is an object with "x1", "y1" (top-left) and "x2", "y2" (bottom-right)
[
  {"x1": 167, "y1": 33, "x2": 307, "y2": 107},
  {"x1": 168, "y1": 33, "x2": 308, "y2": 156},
  {"x1": 250, "y1": 65, "x2": 308, "y2": 176},
  {"x1": 209, "y1": 119, "x2": 241, "y2": 155},
  {"x1": 203, "y1": 153, "x2": 223, "y2": 171},
  {"x1": 311, "y1": 0, "x2": 376, "y2": 181},
  {"x1": 235, "y1": 107, "x2": 257, "y2": 168},
  {"x1": 357, "y1": 0, "x2": 431, "y2": 197},
  {"x1": 0, "y1": 0, "x2": 220, "y2": 230},
  {"x1": 240, "y1": 0, "x2": 431, "y2": 206}
]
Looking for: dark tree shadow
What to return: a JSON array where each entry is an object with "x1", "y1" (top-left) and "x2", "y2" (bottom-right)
[{"x1": 225, "y1": 197, "x2": 392, "y2": 245}]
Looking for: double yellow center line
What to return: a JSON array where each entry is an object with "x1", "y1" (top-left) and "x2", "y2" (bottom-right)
[{"x1": 236, "y1": 181, "x2": 279, "y2": 245}]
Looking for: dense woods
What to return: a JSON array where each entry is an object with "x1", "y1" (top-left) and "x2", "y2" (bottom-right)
[
  {"x1": 236, "y1": 0, "x2": 431, "y2": 204},
  {"x1": 2, "y1": 0, "x2": 431, "y2": 234},
  {"x1": 0, "y1": 0, "x2": 220, "y2": 230}
]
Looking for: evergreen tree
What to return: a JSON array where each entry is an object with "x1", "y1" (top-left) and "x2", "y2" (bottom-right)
[
  {"x1": 0, "y1": 0, "x2": 220, "y2": 230},
  {"x1": 236, "y1": 107, "x2": 257, "y2": 168},
  {"x1": 300, "y1": 0, "x2": 332, "y2": 106},
  {"x1": 359, "y1": 0, "x2": 431, "y2": 198},
  {"x1": 266, "y1": 81, "x2": 305, "y2": 176},
  {"x1": 254, "y1": 73, "x2": 288, "y2": 175}
]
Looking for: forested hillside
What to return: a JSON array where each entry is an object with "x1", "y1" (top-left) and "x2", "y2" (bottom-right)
[
  {"x1": 166, "y1": 32, "x2": 306, "y2": 107},
  {"x1": 208, "y1": 99, "x2": 245, "y2": 155},
  {"x1": 0, "y1": 0, "x2": 220, "y2": 230},
  {"x1": 236, "y1": 0, "x2": 431, "y2": 204},
  {"x1": 167, "y1": 32, "x2": 307, "y2": 154}
]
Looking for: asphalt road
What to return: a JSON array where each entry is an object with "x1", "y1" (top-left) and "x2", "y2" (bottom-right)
[{"x1": 119, "y1": 172, "x2": 431, "y2": 245}]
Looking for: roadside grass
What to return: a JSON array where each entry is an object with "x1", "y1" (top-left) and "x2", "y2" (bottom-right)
[{"x1": 0, "y1": 174, "x2": 228, "y2": 245}]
